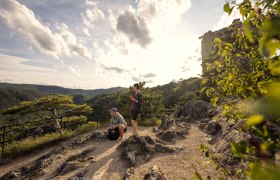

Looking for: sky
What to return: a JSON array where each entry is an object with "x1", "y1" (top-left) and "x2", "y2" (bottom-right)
[{"x1": 0, "y1": 0, "x2": 240, "y2": 89}]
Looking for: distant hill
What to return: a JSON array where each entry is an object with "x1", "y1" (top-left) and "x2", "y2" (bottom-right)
[
  {"x1": 0, "y1": 83, "x2": 126, "y2": 96},
  {"x1": 0, "y1": 83, "x2": 126, "y2": 109}
]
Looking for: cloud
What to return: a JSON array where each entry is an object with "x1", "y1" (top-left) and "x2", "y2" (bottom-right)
[
  {"x1": 132, "y1": 75, "x2": 144, "y2": 83},
  {"x1": 212, "y1": 6, "x2": 242, "y2": 31},
  {"x1": 112, "y1": 0, "x2": 192, "y2": 49},
  {"x1": 81, "y1": 1, "x2": 104, "y2": 36},
  {"x1": 143, "y1": 73, "x2": 156, "y2": 78},
  {"x1": 57, "y1": 23, "x2": 91, "y2": 59},
  {"x1": 0, "y1": 53, "x2": 55, "y2": 73},
  {"x1": 0, "y1": 0, "x2": 91, "y2": 59},
  {"x1": 116, "y1": 8, "x2": 152, "y2": 48},
  {"x1": 100, "y1": 64, "x2": 127, "y2": 73},
  {"x1": 181, "y1": 66, "x2": 190, "y2": 72},
  {"x1": 0, "y1": 0, "x2": 63, "y2": 57},
  {"x1": 132, "y1": 72, "x2": 156, "y2": 83},
  {"x1": 132, "y1": 75, "x2": 154, "y2": 83},
  {"x1": 68, "y1": 66, "x2": 90, "y2": 76}
]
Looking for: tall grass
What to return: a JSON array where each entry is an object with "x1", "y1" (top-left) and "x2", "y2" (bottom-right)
[{"x1": 2, "y1": 123, "x2": 97, "y2": 157}]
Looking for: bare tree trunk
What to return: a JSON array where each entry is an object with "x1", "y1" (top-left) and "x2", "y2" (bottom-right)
[{"x1": 51, "y1": 108, "x2": 62, "y2": 135}]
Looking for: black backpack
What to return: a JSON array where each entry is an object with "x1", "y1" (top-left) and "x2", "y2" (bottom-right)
[{"x1": 107, "y1": 128, "x2": 120, "y2": 140}]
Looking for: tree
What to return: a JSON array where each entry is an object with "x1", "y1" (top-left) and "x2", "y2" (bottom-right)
[
  {"x1": 87, "y1": 82, "x2": 164, "y2": 125},
  {"x1": 1, "y1": 95, "x2": 92, "y2": 134},
  {"x1": 199, "y1": 0, "x2": 280, "y2": 178}
]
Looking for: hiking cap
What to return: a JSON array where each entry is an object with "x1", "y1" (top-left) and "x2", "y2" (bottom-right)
[{"x1": 108, "y1": 108, "x2": 118, "y2": 112}]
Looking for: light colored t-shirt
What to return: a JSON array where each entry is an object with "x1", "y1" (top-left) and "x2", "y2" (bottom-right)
[{"x1": 111, "y1": 112, "x2": 127, "y2": 127}]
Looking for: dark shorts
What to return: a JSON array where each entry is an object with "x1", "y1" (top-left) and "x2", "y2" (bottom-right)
[
  {"x1": 114, "y1": 125, "x2": 127, "y2": 132},
  {"x1": 131, "y1": 110, "x2": 140, "y2": 120}
]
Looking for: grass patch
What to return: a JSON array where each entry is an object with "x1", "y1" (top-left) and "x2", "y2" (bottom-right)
[
  {"x1": 140, "y1": 118, "x2": 161, "y2": 126},
  {"x1": 75, "y1": 122, "x2": 96, "y2": 134},
  {"x1": 3, "y1": 130, "x2": 73, "y2": 157},
  {"x1": 2, "y1": 122, "x2": 97, "y2": 158}
]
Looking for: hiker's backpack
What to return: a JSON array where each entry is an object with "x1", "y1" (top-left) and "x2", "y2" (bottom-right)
[{"x1": 107, "y1": 128, "x2": 120, "y2": 140}]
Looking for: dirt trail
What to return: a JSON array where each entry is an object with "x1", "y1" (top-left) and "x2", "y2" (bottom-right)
[{"x1": 0, "y1": 125, "x2": 220, "y2": 180}]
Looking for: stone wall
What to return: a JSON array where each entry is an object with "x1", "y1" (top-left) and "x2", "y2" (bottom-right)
[{"x1": 201, "y1": 19, "x2": 242, "y2": 73}]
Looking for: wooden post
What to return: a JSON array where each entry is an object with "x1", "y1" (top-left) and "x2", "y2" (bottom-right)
[{"x1": 2, "y1": 127, "x2": 6, "y2": 158}]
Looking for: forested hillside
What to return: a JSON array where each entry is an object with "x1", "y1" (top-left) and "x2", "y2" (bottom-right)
[
  {"x1": 86, "y1": 78, "x2": 202, "y2": 125},
  {"x1": 0, "y1": 83, "x2": 126, "y2": 109}
]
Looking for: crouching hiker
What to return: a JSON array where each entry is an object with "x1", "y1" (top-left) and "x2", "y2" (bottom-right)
[{"x1": 107, "y1": 108, "x2": 127, "y2": 140}]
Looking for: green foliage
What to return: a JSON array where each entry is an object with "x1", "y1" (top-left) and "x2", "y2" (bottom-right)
[
  {"x1": 230, "y1": 141, "x2": 249, "y2": 158},
  {"x1": 224, "y1": 3, "x2": 233, "y2": 15},
  {"x1": 199, "y1": 0, "x2": 280, "y2": 179},
  {"x1": 75, "y1": 123, "x2": 96, "y2": 134},
  {"x1": 199, "y1": 144, "x2": 210, "y2": 158},
  {"x1": 0, "y1": 95, "x2": 92, "y2": 149},
  {"x1": 3, "y1": 130, "x2": 73, "y2": 157},
  {"x1": 153, "y1": 77, "x2": 202, "y2": 108},
  {"x1": 194, "y1": 171, "x2": 203, "y2": 180},
  {"x1": 0, "y1": 88, "x2": 43, "y2": 109},
  {"x1": 2, "y1": 122, "x2": 96, "y2": 157},
  {"x1": 139, "y1": 118, "x2": 161, "y2": 126},
  {"x1": 248, "y1": 163, "x2": 280, "y2": 180},
  {"x1": 246, "y1": 114, "x2": 264, "y2": 126},
  {"x1": 87, "y1": 83, "x2": 165, "y2": 125}
]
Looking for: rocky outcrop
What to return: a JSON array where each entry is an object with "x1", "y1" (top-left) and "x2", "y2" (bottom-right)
[
  {"x1": 0, "y1": 145, "x2": 67, "y2": 180},
  {"x1": 153, "y1": 114, "x2": 191, "y2": 143},
  {"x1": 56, "y1": 148, "x2": 95, "y2": 176},
  {"x1": 205, "y1": 120, "x2": 252, "y2": 177},
  {"x1": 123, "y1": 168, "x2": 135, "y2": 180},
  {"x1": 143, "y1": 165, "x2": 166, "y2": 180},
  {"x1": 72, "y1": 130, "x2": 107, "y2": 146},
  {"x1": 156, "y1": 122, "x2": 190, "y2": 143},
  {"x1": 158, "y1": 115, "x2": 174, "y2": 130},
  {"x1": 202, "y1": 121, "x2": 221, "y2": 135},
  {"x1": 175, "y1": 100, "x2": 215, "y2": 122},
  {"x1": 118, "y1": 136, "x2": 181, "y2": 167}
]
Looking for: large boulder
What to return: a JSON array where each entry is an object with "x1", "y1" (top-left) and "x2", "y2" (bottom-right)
[
  {"x1": 118, "y1": 136, "x2": 181, "y2": 167},
  {"x1": 203, "y1": 121, "x2": 221, "y2": 135},
  {"x1": 156, "y1": 122, "x2": 191, "y2": 143},
  {"x1": 158, "y1": 115, "x2": 174, "y2": 130},
  {"x1": 143, "y1": 165, "x2": 166, "y2": 180},
  {"x1": 175, "y1": 100, "x2": 215, "y2": 122}
]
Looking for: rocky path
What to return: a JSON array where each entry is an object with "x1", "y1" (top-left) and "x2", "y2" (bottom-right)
[{"x1": 0, "y1": 125, "x2": 222, "y2": 180}]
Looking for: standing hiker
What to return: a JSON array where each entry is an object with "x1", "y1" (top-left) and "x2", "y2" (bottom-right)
[{"x1": 130, "y1": 83, "x2": 143, "y2": 135}]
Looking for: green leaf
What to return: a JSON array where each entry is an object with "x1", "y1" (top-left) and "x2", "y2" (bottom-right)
[
  {"x1": 243, "y1": 20, "x2": 253, "y2": 42},
  {"x1": 246, "y1": 114, "x2": 264, "y2": 126},
  {"x1": 194, "y1": 171, "x2": 203, "y2": 180},
  {"x1": 224, "y1": 3, "x2": 232, "y2": 14},
  {"x1": 269, "y1": 60, "x2": 280, "y2": 76},
  {"x1": 214, "y1": 38, "x2": 222, "y2": 44},
  {"x1": 260, "y1": 17, "x2": 280, "y2": 57},
  {"x1": 249, "y1": 163, "x2": 280, "y2": 180},
  {"x1": 231, "y1": 141, "x2": 247, "y2": 157},
  {"x1": 239, "y1": 6, "x2": 248, "y2": 18}
]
